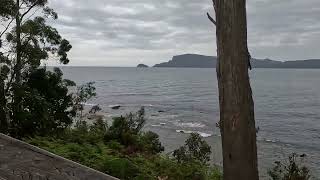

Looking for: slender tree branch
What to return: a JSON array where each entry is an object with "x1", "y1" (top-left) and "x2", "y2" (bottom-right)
[
  {"x1": 0, "y1": 18, "x2": 14, "y2": 38},
  {"x1": 5, "y1": 70, "x2": 15, "y2": 94},
  {"x1": 20, "y1": 0, "x2": 39, "y2": 21},
  {"x1": 207, "y1": 12, "x2": 216, "y2": 26},
  {"x1": 22, "y1": 7, "x2": 41, "y2": 24}
]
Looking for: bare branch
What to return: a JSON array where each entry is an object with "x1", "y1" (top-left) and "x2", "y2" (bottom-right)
[
  {"x1": 0, "y1": 18, "x2": 14, "y2": 38},
  {"x1": 22, "y1": 7, "x2": 41, "y2": 24},
  {"x1": 20, "y1": 0, "x2": 39, "y2": 21},
  {"x1": 207, "y1": 12, "x2": 216, "y2": 26}
]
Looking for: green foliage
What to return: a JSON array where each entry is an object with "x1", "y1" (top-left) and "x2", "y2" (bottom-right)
[
  {"x1": 0, "y1": 0, "x2": 15, "y2": 18},
  {"x1": 139, "y1": 131, "x2": 164, "y2": 154},
  {"x1": 268, "y1": 153, "x2": 311, "y2": 180},
  {"x1": 126, "y1": 107, "x2": 146, "y2": 134},
  {"x1": 26, "y1": 117, "x2": 221, "y2": 180},
  {"x1": 104, "y1": 107, "x2": 164, "y2": 154},
  {"x1": 173, "y1": 133, "x2": 212, "y2": 164},
  {"x1": 62, "y1": 119, "x2": 108, "y2": 145},
  {"x1": 8, "y1": 67, "x2": 75, "y2": 137},
  {"x1": 90, "y1": 117, "x2": 108, "y2": 135},
  {"x1": 73, "y1": 82, "x2": 96, "y2": 118},
  {"x1": 102, "y1": 157, "x2": 141, "y2": 179},
  {"x1": 148, "y1": 156, "x2": 221, "y2": 180},
  {"x1": 0, "y1": 0, "x2": 73, "y2": 138},
  {"x1": 104, "y1": 116, "x2": 136, "y2": 145}
]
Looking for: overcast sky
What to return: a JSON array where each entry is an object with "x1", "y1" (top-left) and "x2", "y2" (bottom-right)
[{"x1": 46, "y1": 0, "x2": 320, "y2": 66}]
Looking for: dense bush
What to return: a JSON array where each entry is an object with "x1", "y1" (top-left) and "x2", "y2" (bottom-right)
[
  {"x1": 61, "y1": 118, "x2": 108, "y2": 145},
  {"x1": 9, "y1": 67, "x2": 76, "y2": 138},
  {"x1": 26, "y1": 110, "x2": 221, "y2": 180},
  {"x1": 268, "y1": 153, "x2": 311, "y2": 180},
  {"x1": 139, "y1": 131, "x2": 164, "y2": 154},
  {"x1": 104, "y1": 107, "x2": 164, "y2": 154},
  {"x1": 173, "y1": 133, "x2": 211, "y2": 164},
  {"x1": 8, "y1": 67, "x2": 98, "y2": 139},
  {"x1": 72, "y1": 82, "x2": 96, "y2": 118}
]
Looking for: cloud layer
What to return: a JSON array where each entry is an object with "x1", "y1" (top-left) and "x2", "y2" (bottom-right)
[{"x1": 46, "y1": 0, "x2": 320, "y2": 66}]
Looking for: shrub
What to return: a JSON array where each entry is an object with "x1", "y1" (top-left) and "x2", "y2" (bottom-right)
[
  {"x1": 104, "y1": 107, "x2": 163, "y2": 154},
  {"x1": 268, "y1": 153, "x2": 311, "y2": 180},
  {"x1": 9, "y1": 68, "x2": 75, "y2": 138},
  {"x1": 89, "y1": 117, "x2": 108, "y2": 136},
  {"x1": 102, "y1": 157, "x2": 140, "y2": 179},
  {"x1": 138, "y1": 131, "x2": 164, "y2": 154},
  {"x1": 104, "y1": 116, "x2": 139, "y2": 146},
  {"x1": 61, "y1": 118, "x2": 107, "y2": 145},
  {"x1": 148, "y1": 156, "x2": 221, "y2": 180},
  {"x1": 26, "y1": 110, "x2": 221, "y2": 180},
  {"x1": 173, "y1": 133, "x2": 211, "y2": 164},
  {"x1": 72, "y1": 82, "x2": 96, "y2": 118}
]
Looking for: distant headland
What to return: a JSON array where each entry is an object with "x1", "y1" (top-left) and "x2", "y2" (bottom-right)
[{"x1": 153, "y1": 54, "x2": 320, "y2": 69}]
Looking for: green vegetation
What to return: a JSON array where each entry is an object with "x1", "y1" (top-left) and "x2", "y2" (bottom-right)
[
  {"x1": 73, "y1": 82, "x2": 97, "y2": 118},
  {"x1": 0, "y1": 0, "x2": 73, "y2": 138},
  {"x1": 26, "y1": 109, "x2": 222, "y2": 180},
  {"x1": 268, "y1": 153, "x2": 311, "y2": 180},
  {"x1": 0, "y1": 1, "x2": 314, "y2": 180},
  {"x1": 173, "y1": 133, "x2": 211, "y2": 164}
]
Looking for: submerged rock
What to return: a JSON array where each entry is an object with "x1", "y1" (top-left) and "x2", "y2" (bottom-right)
[
  {"x1": 110, "y1": 105, "x2": 121, "y2": 110},
  {"x1": 89, "y1": 105, "x2": 101, "y2": 114}
]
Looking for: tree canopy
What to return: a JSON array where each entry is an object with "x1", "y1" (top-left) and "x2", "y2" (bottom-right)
[{"x1": 0, "y1": 0, "x2": 74, "y2": 138}]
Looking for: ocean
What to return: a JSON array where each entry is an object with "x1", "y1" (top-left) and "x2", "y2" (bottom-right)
[{"x1": 59, "y1": 67, "x2": 320, "y2": 179}]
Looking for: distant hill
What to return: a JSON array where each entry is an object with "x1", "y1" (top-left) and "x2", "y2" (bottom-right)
[
  {"x1": 137, "y1": 64, "x2": 149, "y2": 68},
  {"x1": 154, "y1": 54, "x2": 216, "y2": 68},
  {"x1": 153, "y1": 54, "x2": 320, "y2": 69}
]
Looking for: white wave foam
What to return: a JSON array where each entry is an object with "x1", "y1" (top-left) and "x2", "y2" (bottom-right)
[
  {"x1": 151, "y1": 123, "x2": 166, "y2": 127},
  {"x1": 176, "y1": 130, "x2": 212, "y2": 138},
  {"x1": 174, "y1": 122, "x2": 205, "y2": 128},
  {"x1": 264, "y1": 139, "x2": 278, "y2": 143},
  {"x1": 82, "y1": 103, "x2": 97, "y2": 106},
  {"x1": 151, "y1": 124, "x2": 162, "y2": 127}
]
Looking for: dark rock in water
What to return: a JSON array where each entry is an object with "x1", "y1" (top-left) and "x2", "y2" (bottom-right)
[
  {"x1": 300, "y1": 153, "x2": 307, "y2": 158},
  {"x1": 158, "y1": 110, "x2": 165, "y2": 113},
  {"x1": 137, "y1": 64, "x2": 148, "y2": 68},
  {"x1": 111, "y1": 105, "x2": 121, "y2": 110},
  {"x1": 89, "y1": 104, "x2": 101, "y2": 114}
]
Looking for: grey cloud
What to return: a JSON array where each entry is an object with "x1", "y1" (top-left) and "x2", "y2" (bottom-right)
[{"x1": 45, "y1": 0, "x2": 320, "y2": 66}]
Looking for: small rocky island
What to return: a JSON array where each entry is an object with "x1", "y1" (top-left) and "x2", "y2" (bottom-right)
[{"x1": 137, "y1": 64, "x2": 149, "y2": 68}]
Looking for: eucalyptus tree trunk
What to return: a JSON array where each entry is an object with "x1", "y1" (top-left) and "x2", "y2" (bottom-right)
[
  {"x1": 13, "y1": 0, "x2": 22, "y2": 122},
  {"x1": 0, "y1": 79, "x2": 8, "y2": 133},
  {"x1": 209, "y1": 0, "x2": 259, "y2": 179}
]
